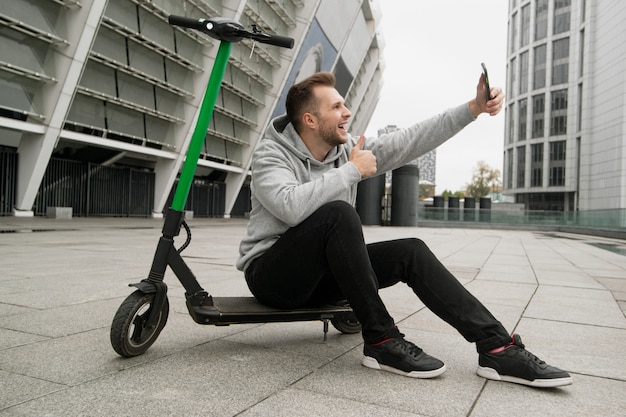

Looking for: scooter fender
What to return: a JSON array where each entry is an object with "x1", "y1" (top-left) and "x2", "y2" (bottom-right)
[
  {"x1": 129, "y1": 280, "x2": 158, "y2": 294},
  {"x1": 129, "y1": 280, "x2": 168, "y2": 329}
]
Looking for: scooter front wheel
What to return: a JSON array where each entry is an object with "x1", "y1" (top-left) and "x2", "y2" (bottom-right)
[{"x1": 110, "y1": 290, "x2": 169, "y2": 357}]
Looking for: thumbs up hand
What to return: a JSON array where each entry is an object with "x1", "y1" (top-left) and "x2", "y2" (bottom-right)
[{"x1": 349, "y1": 135, "x2": 377, "y2": 178}]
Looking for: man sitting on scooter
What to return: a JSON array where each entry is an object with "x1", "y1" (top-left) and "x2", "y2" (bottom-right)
[{"x1": 236, "y1": 71, "x2": 572, "y2": 388}]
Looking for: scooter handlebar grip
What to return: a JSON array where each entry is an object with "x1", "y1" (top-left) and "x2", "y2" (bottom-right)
[
  {"x1": 168, "y1": 15, "x2": 206, "y2": 31},
  {"x1": 259, "y1": 34, "x2": 295, "y2": 49}
]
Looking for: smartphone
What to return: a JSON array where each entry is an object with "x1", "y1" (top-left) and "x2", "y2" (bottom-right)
[{"x1": 481, "y1": 62, "x2": 491, "y2": 101}]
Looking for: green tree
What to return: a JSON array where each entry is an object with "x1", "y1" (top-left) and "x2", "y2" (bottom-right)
[
  {"x1": 442, "y1": 189, "x2": 465, "y2": 199},
  {"x1": 464, "y1": 161, "x2": 501, "y2": 198},
  {"x1": 441, "y1": 189, "x2": 453, "y2": 198},
  {"x1": 419, "y1": 182, "x2": 434, "y2": 200}
]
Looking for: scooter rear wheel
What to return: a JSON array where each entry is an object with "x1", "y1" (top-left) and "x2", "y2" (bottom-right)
[
  {"x1": 331, "y1": 313, "x2": 361, "y2": 334},
  {"x1": 110, "y1": 290, "x2": 169, "y2": 357}
]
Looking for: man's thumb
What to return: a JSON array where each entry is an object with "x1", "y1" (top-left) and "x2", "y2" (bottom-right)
[{"x1": 354, "y1": 134, "x2": 366, "y2": 150}]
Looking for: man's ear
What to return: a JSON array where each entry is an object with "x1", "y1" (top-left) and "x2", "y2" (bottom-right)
[{"x1": 302, "y1": 112, "x2": 316, "y2": 130}]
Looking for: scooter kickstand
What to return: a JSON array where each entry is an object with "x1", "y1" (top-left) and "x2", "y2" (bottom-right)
[{"x1": 322, "y1": 319, "x2": 329, "y2": 343}]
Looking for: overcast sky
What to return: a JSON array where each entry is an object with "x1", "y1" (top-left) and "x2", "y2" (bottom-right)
[{"x1": 363, "y1": 0, "x2": 509, "y2": 192}]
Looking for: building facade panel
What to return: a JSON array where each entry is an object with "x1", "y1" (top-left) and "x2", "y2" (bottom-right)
[
  {"x1": 504, "y1": 0, "x2": 626, "y2": 212},
  {"x1": 0, "y1": 0, "x2": 385, "y2": 217}
]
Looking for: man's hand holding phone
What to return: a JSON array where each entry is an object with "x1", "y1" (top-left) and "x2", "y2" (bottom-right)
[
  {"x1": 481, "y1": 62, "x2": 491, "y2": 102},
  {"x1": 469, "y1": 63, "x2": 503, "y2": 117}
]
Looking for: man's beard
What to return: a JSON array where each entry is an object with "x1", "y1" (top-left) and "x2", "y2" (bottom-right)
[{"x1": 319, "y1": 122, "x2": 346, "y2": 148}]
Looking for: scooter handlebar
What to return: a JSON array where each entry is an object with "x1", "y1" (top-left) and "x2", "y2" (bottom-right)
[
  {"x1": 168, "y1": 15, "x2": 206, "y2": 31},
  {"x1": 168, "y1": 14, "x2": 294, "y2": 49},
  {"x1": 253, "y1": 33, "x2": 294, "y2": 49}
]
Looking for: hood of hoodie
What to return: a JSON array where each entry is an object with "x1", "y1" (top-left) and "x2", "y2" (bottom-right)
[{"x1": 269, "y1": 115, "x2": 345, "y2": 174}]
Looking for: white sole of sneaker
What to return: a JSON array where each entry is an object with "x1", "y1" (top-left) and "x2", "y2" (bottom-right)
[
  {"x1": 362, "y1": 356, "x2": 447, "y2": 379},
  {"x1": 476, "y1": 366, "x2": 573, "y2": 388}
]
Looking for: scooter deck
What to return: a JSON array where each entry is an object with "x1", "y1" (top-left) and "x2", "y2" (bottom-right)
[{"x1": 187, "y1": 295, "x2": 354, "y2": 326}]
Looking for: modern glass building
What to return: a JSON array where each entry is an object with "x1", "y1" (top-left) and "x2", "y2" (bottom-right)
[
  {"x1": 0, "y1": 0, "x2": 384, "y2": 217},
  {"x1": 503, "y1": 0, "x2": 626, "y2": 212}
]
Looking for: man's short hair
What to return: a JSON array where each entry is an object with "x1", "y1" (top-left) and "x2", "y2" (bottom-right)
[{"x1": 286, "y1": 72, "x2": 336, "y2": 133}]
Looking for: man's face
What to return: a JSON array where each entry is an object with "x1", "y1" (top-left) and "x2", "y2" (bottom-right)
[{"x1": 311, "y1": 85, "x2": 352, "y2": 147}]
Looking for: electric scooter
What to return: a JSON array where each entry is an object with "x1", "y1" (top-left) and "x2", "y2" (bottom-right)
[{"x1": 110, "y1": 15, "x2": 361, "y2": 358}]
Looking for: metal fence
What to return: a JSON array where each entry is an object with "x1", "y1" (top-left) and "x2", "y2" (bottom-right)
[
  {"x1": 0, "y1": 148, "x2": 17, "y2": 215},
  {"x1": 34, "y1": 158, "x2": 88, "y2": 216},
  {"x1": 34, "y1": 159, "x2": 156, "y2": 217},
  {"x1": 417, "y1": 204, "x2": 626, "y2": 231},
  {"x1": 1, "y1": 153, "x2": 229, "y2": 217},
  {"x1": 86, "y1": 164, "x2": 155, "y2": 216},
  {"x1": 164, "y1": 180, "x2": 226, "y2": 217}
]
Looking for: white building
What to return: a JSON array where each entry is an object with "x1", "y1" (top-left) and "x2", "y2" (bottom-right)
[
  {"x1": 503, "y1": 0, "x2": 626, "y2": 212},
  {"x1": 0, "y1": 0, "x2": 385, "y2": 217}
]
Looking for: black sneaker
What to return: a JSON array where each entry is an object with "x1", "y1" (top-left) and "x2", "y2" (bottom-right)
[
  {"x1": 477, "y1": 334, "x2": 573, "y2": 388},
  {"x1": 362, "y1": 336, "x2": 446, "y2": 378}
]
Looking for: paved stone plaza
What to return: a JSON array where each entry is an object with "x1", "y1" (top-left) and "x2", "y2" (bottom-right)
[{"x1": 1, "y1": 217, "x2": 625, "y2": 416}]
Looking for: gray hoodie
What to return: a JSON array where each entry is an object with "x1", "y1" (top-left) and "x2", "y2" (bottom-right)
[{"x1": 236, "y1": 103, "x2": 475, "y2": 271}]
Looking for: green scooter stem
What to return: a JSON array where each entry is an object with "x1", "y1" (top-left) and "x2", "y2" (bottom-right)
[{"x1": 171, "y1": 41, "x2": 233, "y2": 211}]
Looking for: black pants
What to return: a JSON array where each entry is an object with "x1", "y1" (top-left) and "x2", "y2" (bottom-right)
[{"x1": 245, "y1": 201, "x2": 511, "y2": 352}]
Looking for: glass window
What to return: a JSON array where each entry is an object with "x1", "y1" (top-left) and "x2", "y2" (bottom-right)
[
  {"x1": 532, "y1": 143, "x2": 543, "y2": 162},
  {"x1": 105, "y1": 0, "x2": 138, "y2": 32},
  {"x1": 509, "y1": 57, "x2": 517, "y2": 98},
  {"x1": 550, "y1": 140, "x2": 566, "y2": 161},
  {"x1": 552, "y1": 90, "x2": 568, "y2": 111},
  {"x1": 517, "y1": 145, "x2": 526, "y2": 188},
  {"x1": 165, "y1": 60, "x2": 194, "y2": 92},
  {"x1": 554, "y1": 0, "x2": 572, "y2": 35},
  {"x1": 155, "y1": 88, "x2": 182, "y2": 118},
  {"x1": 128, "y1": 42, "x2": 165, "y2": 81},
  {"x1": 0, "y1": 75, "x2": 41, "y2": 116},
  {"x1": 550, "y1": 89, "x2": 568, "y2": 136},
  {"x1": 508, "y1": 103, "x2": 515, "y2": 144},
  {"x1": 577, "y1": 84, "x2": 583, "y2": 132},
  {"x1": 106, "y1": 103, "x2": 145, "y2": 138},
  {"x1": 204, "y1": 136, "x2": 228, "y2": 160},
  {"x1": 552, "y1": 38, "x2": 570, "y2": 85},
  {"x1": 211, "y1": 112, "x2": 235, "y2": 139},
  {"x1": 79, "y1": 62, "x2": 117, "y2": 96},
  {"x1": 117, "y1": 72, "x2": 154, "y2": 110},
  {"x1": 145, "y1": 115, "x2": 174, "y2": 145},
  {"x1": 519, "y1": 51, "x2": 529, "y2": 94},
  {"x1": 173, "y1": 30, "x2": 203, "y2": 64},
  {"x1": 510, "y1": 12, "x2": 518, "y2": 55},
  {"x1": 66, "y1": 94, "x2": 106, "y2": 129},
  {"x1": 532, "y1": 94, "x2": 545, "y2": 138},
  {"x1": 92, "y1": 27, "x2": 128, "y2": 64},
  {"x1": 225, "y1": 142, "x2": 243, "y2": 166},
  {"x1": 549, "y1": 140, "x2": 566, "y2": 186},
  {"x1": 3, "y1": 0, "x2": 62, "y2": 37},
  {"x1": 533, "y1": 44, "x2": 547, "y2": 89},
  {"x1": 579, "y1": 30, "x2": 585, "y2": 77},
  {"x1": 138, "y1": 8, "x2": 175, "y2": 51},
  {"x1": 521, "y1": 4, "x2": 531, "y2": 47},
  {"x1": 531, "y1": 143, "x2": 543, "y2": 187},
  {"x1": 0, "y1": 28, "x2": 51, "y2": 74},
  {"x1": 549, "y1": 167, "x2": 565, "y2": 186},
  {"x1": 518, "y1": 98, "x2": 527, "y2": 141},
  {"x1": 535, "y1": 0, "x2": 549, "y2": 41},
  {"x1": 507, "y1": 150, "x2": 514, "y2": 189}
]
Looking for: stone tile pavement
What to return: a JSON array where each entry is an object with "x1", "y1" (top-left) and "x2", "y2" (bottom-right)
[{"x1": 0, "y1": 216, "x2": 625, "y2": 416}]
